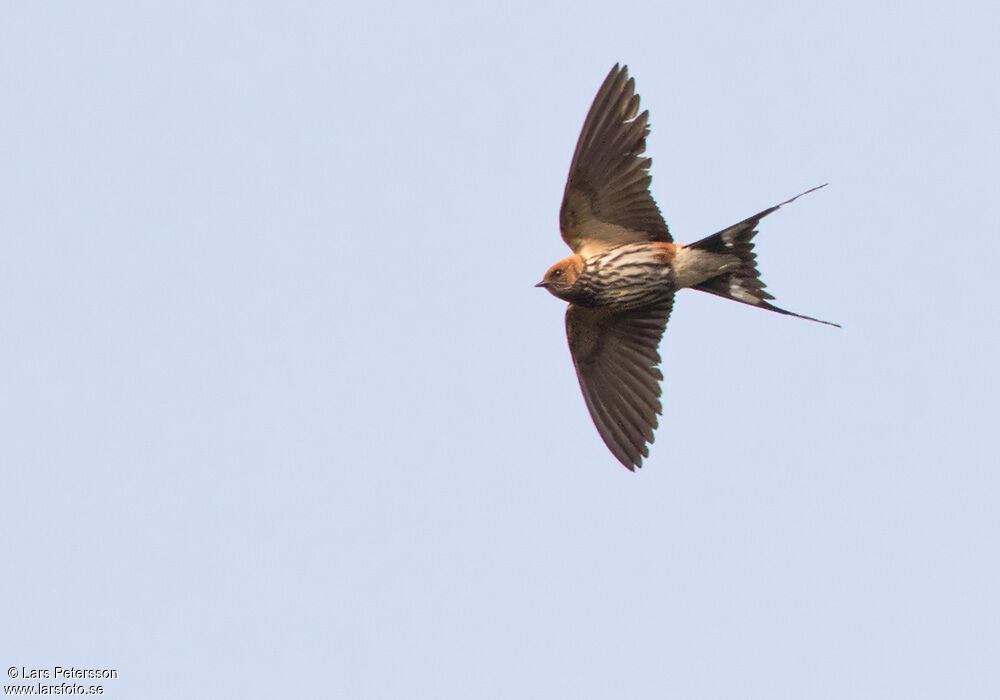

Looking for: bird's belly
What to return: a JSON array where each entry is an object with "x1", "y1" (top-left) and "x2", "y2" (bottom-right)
[{"x1": 580, "y1": 245, "x2": 676, "y2": 309}]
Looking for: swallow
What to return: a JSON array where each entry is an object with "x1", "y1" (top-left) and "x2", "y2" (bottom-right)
[{"x1": 537, "y1": 64, "x2": 839, "y2": 471}]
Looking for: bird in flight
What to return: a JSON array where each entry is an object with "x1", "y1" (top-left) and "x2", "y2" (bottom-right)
[{"x1": 537, "y1": 64, "x2": 838, "y2": 471}]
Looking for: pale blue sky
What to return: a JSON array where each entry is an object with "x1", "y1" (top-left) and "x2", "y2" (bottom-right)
[{"x1": 2, "y1": 2, "x2": 998, "y2": 698}]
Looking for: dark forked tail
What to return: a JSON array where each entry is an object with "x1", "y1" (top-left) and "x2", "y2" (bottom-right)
[{"x1": 688, "y1": 185, "x2": 840, "y2": 328}]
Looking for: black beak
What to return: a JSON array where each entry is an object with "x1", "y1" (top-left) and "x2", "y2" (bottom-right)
[{"x1": 535, "y1": 281, "x2": 547, "y2": 288}]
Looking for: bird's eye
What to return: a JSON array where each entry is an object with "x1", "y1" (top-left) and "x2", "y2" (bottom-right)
[{"x1": 552, "y1": 269, "x2": 562, "y2": 278}]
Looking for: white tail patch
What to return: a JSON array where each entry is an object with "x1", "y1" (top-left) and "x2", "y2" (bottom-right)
[{"x1": 728, "y1": 280, "x2": 761, "y2": 304}]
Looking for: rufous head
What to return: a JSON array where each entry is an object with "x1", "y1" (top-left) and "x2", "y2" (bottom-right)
[{"x1": 535, "y1": 254, "x2": 584, "y2": 301}]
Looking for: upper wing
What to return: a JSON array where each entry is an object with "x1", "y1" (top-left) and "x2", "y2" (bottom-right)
[
  {"x1": 565, "y1": 298, "x2": 673, "y2": 470},
  {"x1": 560, "y1": 64, "x2": 672, "y2": 255}
]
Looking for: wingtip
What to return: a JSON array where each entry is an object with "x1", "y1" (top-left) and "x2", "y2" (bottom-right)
[{"x1": 616, "y1": 456, "x2": 641, "y2": 472}]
